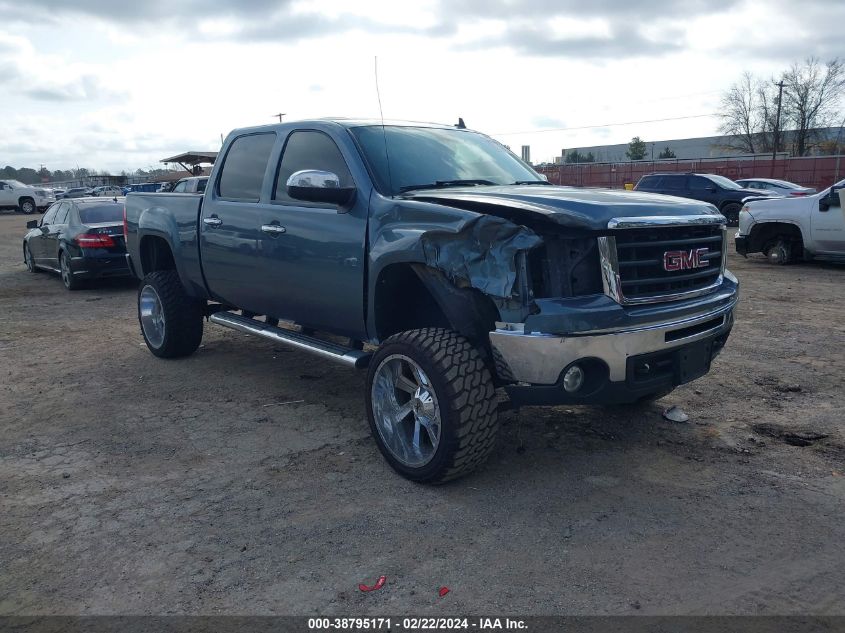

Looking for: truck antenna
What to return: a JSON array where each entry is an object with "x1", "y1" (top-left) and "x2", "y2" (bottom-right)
[{"x1": 374, "y1": 56, "x2": 394, "y2": 196}]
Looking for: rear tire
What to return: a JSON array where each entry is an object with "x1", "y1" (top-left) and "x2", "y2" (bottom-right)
[
  {"x1": 721, "y1": 202, "x2": 741, "y2": 227},
  {"x1": 366, "y1": 328, "x2": 499, "y2": 484},
  {"x1": 60, "y1": 251, "x2": 82, "y2": 290},
  {"x1": 138, "y1": 270, "x2": 203, "y2": 358}
]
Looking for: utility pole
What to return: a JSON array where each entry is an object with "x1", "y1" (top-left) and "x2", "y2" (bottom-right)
[
  {"x1": 273, "y1": 113, "x2": 286, "y2": 123},
  {"x1": 771, "y1": 79, "x2": 785, "y2": 176}
]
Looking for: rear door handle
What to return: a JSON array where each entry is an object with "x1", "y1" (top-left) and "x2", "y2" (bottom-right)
[
  {"x1": 203, "y1": 217, "x2": 222, "y2": 227},
  {"x1": 261, "y1": 224, "x2": 286, "y2": 235}
]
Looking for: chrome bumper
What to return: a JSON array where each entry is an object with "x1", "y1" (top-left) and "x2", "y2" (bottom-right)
[{"x1": 489, "y1": 298, "x2": 736, "y2": 385}]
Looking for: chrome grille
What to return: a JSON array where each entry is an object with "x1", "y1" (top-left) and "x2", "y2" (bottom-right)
[{"x1": 599, "y1": 216, "x2": 727, "y2": 305}]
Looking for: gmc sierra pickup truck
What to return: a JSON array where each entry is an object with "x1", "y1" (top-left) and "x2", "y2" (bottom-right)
[{"x1": 125, "y1": 119, "x2": 738, "y2": 483}]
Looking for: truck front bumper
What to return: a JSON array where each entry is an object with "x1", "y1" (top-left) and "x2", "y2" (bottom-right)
[
  {"x1": 735, "y1": 234, "x2": 749, "y2": 256},
  {"x1": 491, "y1": 297, "x2": 736, "y2": 407}
]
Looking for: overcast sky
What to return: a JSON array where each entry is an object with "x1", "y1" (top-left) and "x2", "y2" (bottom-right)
[{"x1": 1, "y1": 0, "x2": 842, "y2": 173}]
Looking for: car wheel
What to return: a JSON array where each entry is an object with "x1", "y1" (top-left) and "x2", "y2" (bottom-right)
[
  {"x1": 24, "y1": 244, "x2": 40, "y2": 273},
  {"x1": 60, "y1": 251, "x2": 82, "y2": 290},
  {"x1": 721, "y1": 203, "x2": 741, "y2": 227},
  {"x1": 764, "y1": 237, "x2": 794, "y2": 265},
  {"x1": 19, "y1": 198, "x2": 35, "y2": 215},
  {"x1": 138, "y1": 270, "x2": 204, "y2": 358},
  {"x1": 366, "y1": 328, "x2": 499, "y2": 484}
]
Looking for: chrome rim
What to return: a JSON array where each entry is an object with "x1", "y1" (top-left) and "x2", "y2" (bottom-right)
[
  {"x1": 371, "y1": 354, "x2": 441, "y2": 468},
  {"x1": 139, "y1": 285, "x2": 166, "y2": 348},
  {"x1": 21, "y1": 200, "x2": 34, "y2": 214},
  {"x1": 60, "y1": 253, "x2": 71, "y2": 286}
]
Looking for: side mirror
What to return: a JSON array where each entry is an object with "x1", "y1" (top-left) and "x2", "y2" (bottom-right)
[
  {"x1": 26, "y1": 220, "x2": 38, "y2": 229},
  {"x1": 286, "y1": 170, "x2": 355, "y2": 207}
]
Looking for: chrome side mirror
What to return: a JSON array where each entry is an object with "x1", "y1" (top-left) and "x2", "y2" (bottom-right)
[{"x1": 286, "y1": 170, "x2": 355, "y2": 207}]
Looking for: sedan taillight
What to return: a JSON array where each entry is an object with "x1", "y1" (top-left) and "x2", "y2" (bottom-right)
[{"x1": 75, "y1": 233, "x2": 116, "y2": 248}]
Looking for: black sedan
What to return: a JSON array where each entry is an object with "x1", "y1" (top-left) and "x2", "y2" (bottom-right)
[{"x1": 23, "y1": 198, "x2": 131, "y2": 290}]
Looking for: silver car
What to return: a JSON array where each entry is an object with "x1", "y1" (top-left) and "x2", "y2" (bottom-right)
[{"x1": 735, "y1": 178, "x2": 816, "y2": 197}]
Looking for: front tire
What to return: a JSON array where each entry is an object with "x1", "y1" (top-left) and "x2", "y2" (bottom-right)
[
  {"x1": 19, "y1": 198, "x2": 35, "y2": 215},
  {"x1": 138, "y1": 270, "x2": 203, "y2": 358},
  {"x1": 721, "y1": 203, "x2": 741, "y2": 227},
  {"x1": 366, "y1": 328, "x2": 499, "y2": 484},
  {"x1": 764, "y1": 237, "x2": 795, "y2": 265},
  {"x1": 24, "y1": 244, "x2": 40, "y2": 273}
]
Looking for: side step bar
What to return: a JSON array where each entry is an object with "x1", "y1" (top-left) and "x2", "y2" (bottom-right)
[{"x1": 209, "y1": 312, "x2": 370, "y2": 368}]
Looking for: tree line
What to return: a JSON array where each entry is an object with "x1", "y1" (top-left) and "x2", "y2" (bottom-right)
[
  {"x1": 0, "y1": 165, "x2": 174, "y2": 185},
  {"x1": 719, "y1": 57, "x2": 844, "y2": 156}
]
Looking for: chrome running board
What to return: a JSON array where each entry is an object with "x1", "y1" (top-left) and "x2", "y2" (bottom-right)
[{"x1": 210, "y1": 312, "x2": 370, "y2": 368}]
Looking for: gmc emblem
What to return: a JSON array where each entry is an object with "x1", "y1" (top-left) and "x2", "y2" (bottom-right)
[{"x1": 663, "y1": 248, "x2": 710, "y2": 272}]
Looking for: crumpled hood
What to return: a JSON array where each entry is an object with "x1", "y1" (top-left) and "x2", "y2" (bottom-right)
[{"x1": 402, "y1": 185, "x2": 722, "y2": 230}]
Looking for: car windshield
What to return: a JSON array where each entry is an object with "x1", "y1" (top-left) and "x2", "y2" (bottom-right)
[
  {"x1": 349, "y1": 125, "x2": 541, "y2": 196},
  {"x1": 707, "y1": 175, "x2": 743, "y2": 190},
  {"x1": 78, "y1": 203, "x2": 123, "y2": 223},
  {"x1": 7, "y1": 180, "x2": 28, "y2": 188}
]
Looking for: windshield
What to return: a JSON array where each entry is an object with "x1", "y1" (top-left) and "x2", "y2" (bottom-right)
[
  {"x1": 78, "y1": 203, "x2": 123, "y2": 223},
  {"x1": 707, "y1": 174, "x2": 742, "y2": 190},
  {"x1": 7, "y1": 180, "x2": 27, "y2": 188},
  {"x1": 349, "y1": 125, "x2": 541, "y2": 196}
]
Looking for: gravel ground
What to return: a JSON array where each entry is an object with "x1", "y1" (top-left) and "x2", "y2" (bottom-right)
[{"x1": 1, "y1": 211, "x2": 843, "y2": 615}]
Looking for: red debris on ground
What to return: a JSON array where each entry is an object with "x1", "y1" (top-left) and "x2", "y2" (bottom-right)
[
  {"x1": 358, "y1": 575, "x2": 386, "y2": 592},
  {"x1": 438, "y1": 586, "x2": 450, "y2": 597}
]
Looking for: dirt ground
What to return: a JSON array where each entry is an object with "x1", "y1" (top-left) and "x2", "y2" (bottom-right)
[{"x1": 1, "y1": 210, "x2": 843, "y2": 616}]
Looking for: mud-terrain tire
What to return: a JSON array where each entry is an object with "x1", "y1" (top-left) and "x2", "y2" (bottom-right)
[
  {"x1": 366, "y1": 328, "x2": 498, "y2": 484},
  {"x1": 138, "y1": 270, "x2": 203, "y2": 358},
  {"x1": 721, "y1": 202, "x2": 741, "y2": 227}
]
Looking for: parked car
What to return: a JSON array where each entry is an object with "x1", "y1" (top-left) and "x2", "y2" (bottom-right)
[
  {"x1": 0, "y1": 180, "x2": 55, "y2": 214},
  {"x1": 52, "y1": 188, "x2": 67, "y2": 199},
  {"x1": 735, "y1": 178, "x2": 845, "y2": 264},
  {"x1": 170, "y1": 176, "x2": 208, "y2": 194},
  {"x1": 63, "y1": 187, "x2": 94, "y2": 199},
  {"x1": 91, "y1": 185, "x2": 124, "y2": 197},
  {"x1": 122, "y1": 183, "x2": 162, "y2": 195},
  {"x1": 634, "y1": 173, "x2": 780, "y2": 226},
  {"x1": 125, "y1": 119, "x2": 738, "y2": 483},
  {"x1": 735, "y1": 178, "x2": 816, "y2": 197},
  {"x1": 22, "y1": 197, "x2": 131, "y2": 290}
]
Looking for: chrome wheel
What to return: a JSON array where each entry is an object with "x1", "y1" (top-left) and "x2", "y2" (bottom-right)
[
  {"x1": 139, "y1": 285, "x2": 166, "y2": 349},
  {"x1": 371, "y1": 354, "x2": 442, "y2": 468},
  {"x1": 20, "y1": 199, "x2": 35, "y2": 214}
]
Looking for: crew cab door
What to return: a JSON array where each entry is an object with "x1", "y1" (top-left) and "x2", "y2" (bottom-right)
[
  {"x1": 811, "y1": 186, "x2": 845, "y2": 253},
  {"x1": 0, "y1": 181, "x2": 14, "y2": 206},
  {"x1": 688, "y1": 175, "x2": 720, "y2": 206},
  {"x1": 254, "y1": 129, "x2": 367, "y2": 338}
]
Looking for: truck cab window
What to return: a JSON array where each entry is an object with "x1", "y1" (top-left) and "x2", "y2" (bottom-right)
[
  {"x1": 217, "y1": 133, "x2": 276, "y2": 201},
  {"x1": 274, "y1": 131, "x2": 353, "y2": 204}
]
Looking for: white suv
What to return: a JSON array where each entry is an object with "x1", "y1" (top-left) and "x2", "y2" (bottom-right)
[{"x1": 0, "y1": 180, "x2": 55, "y2": 214}]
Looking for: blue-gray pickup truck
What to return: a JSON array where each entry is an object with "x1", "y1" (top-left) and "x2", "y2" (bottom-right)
[{"x1": 124, "y1": 119, "x2": 738, "y2": 483}]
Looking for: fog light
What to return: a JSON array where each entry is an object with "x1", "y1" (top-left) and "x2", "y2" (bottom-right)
[{"x1": 563, "y1": 365, "x2": 585, "y2": 393}]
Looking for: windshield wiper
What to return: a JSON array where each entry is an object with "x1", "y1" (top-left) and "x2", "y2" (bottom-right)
[
  {"x1": 398, "y1": 179, "x2": 497, "y2": 193},
  {"x1": 511, "y1": 180, "x2": 552, "y2": 185}
]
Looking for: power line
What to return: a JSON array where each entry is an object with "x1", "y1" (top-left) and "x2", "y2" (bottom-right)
[{"x1": 493, "y1": 113, "x2": 718, "y2": 136}]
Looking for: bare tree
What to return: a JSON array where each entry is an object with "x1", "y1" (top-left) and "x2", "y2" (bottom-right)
[
  {"x1": 782, "y1": 57, "x2": 845, "y2": 156},
  {"x1": 718, "y1": 72, "x2": 762, "y2": 153}
]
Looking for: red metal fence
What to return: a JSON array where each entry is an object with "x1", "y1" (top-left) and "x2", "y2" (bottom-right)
[{"x1": 538, "y1": 155, "x2": 845, "y2": 192}]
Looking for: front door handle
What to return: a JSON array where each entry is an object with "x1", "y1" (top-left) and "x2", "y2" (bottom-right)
[
  {"x1": 203, "y1": 217, "x2": 222, "y2": 227},
  {"x1": 261, "y1": 224, "x2": 286, "y2": 235}
]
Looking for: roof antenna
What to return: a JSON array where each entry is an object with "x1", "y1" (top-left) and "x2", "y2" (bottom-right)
[
  {"x1": 374, "y1": 56, "x2": 394, "y2": 196},
  {"x1": 455, "y1": 117, "x2": 466, "y2": 129}
]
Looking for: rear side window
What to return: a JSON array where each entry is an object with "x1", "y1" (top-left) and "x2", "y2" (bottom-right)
[
  {"x1": 218, "y1": 133, "x2": 276, "y2": 201},
  {"x1": 55, "y1": 202, "x2": 71, "y2": 224},
  {"x1": 274, "y1": 131, "x2": 353, "y2": 203},
  {"x1": 78, "y1": 204, "x2": 123, "y2": 224},
  {"x1": 662, "y1": 175, "x2": 686, "y2": 190}
]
